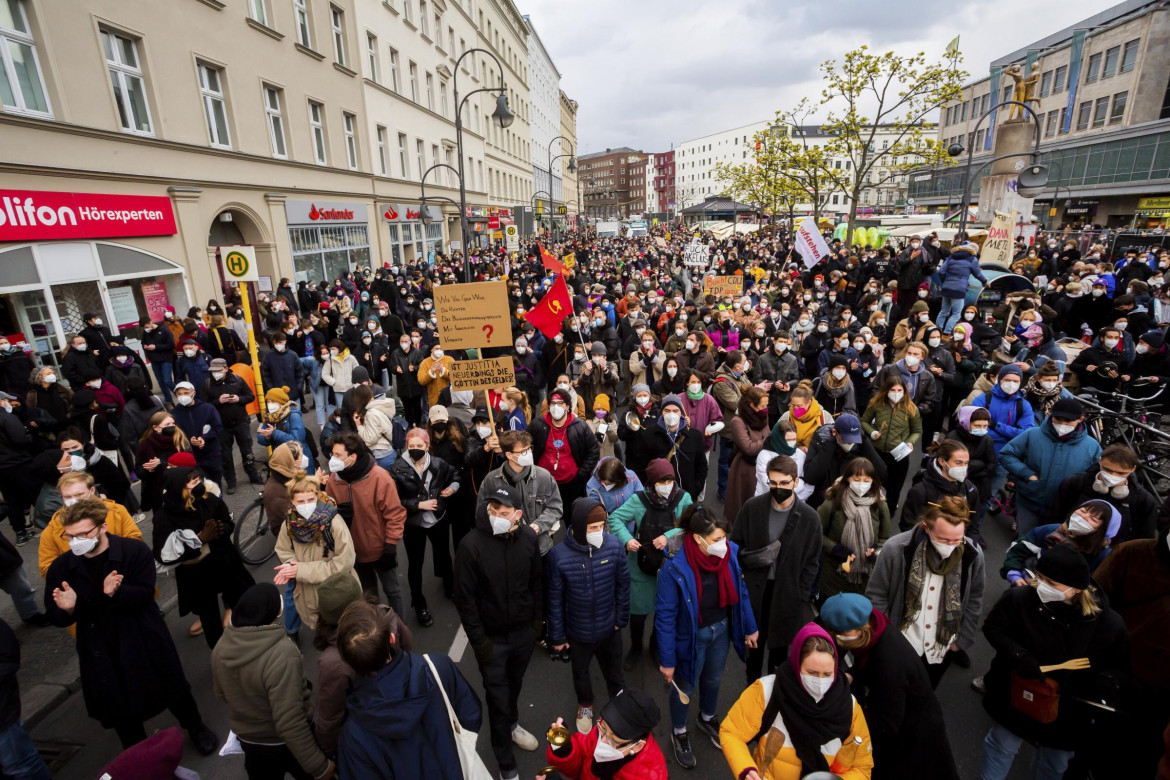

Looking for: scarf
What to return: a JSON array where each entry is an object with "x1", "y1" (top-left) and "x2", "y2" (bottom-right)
[
  {"x1": 266, "y1": 401, "x2": 293, "y2": 425},
  {"x1": 901, "y1": 528, "x2": 964, "y2": 649},
  {"x1": 853, "y1": 608, "x2": 891, "y2": 672},
  {"x1": 835, "y1": 482, "x2": 876, "y2": 584},
  {"x1": 682, "y1": 533, "x2": 738, "y2": 624},
  {"x1": 686, "y1": 385, "x2": 705, "y2": 401},
  {"x1": 1024, "y1": 374, "x2": 1063, "y2": 418},
  {"x1": 823, "y1": 365, "x2": 850, "y2": 391},
  {"x1": 286, "y1": 495, "x2": 337, "y2": 554},
  {"x1": 790, "y1": 398, "x2": 824, "y2": 446},
  {"x1": 737, "y1": 398, "x2": 769, "y2": 432},
  {"x1": 767, "y1": 420, "x2": 797, "y2": 457}
]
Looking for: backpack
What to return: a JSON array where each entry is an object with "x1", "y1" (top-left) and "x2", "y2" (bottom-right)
[
  {"x1": 981, "y1": 391, "x2": 1025, "y2": 426},
  {"x1": 391, "y1": 414, "x2": 410, "y2": 451},
  {"x1": 636, "y1": 490, "x2": 682, "y2": 575}
]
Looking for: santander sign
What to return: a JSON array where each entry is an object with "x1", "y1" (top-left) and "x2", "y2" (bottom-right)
[
  {"x1": 0, "y1": 189, "x2": 177, "y2": 242},
  {"x1": 309, "y1": 203, "x2": 355, "y2": 221}
]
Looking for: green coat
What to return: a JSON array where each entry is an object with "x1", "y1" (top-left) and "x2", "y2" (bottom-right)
[
  {"x1": 607, "y1": 491, "x2": 693, "y2": 615},
  {"x1": 860, "y1": 401, "x2": 922, "y2": 452},
  {"x1": 816, "y1": 499, "x2": 893, "y2": 598}
]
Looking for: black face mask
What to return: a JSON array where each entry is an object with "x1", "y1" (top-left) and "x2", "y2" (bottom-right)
[
  {"x1": 408, "y1": 448, "x2": 427, "y2": 462},
  {"x1": 431, "y1": 422, "x2": 448, "y2": 434},
  {"x1": 769, "y1": 486, "x2": 794, "y2": 504},
  {"x1": 190, "y1": 482, "x2": 206, "y2": 497},
  {"x1": 161, "y1": 425, "x2": 177, "y2": 436}
]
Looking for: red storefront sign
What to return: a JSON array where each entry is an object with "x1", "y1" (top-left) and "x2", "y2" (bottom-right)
[
  {"x1": 0, "y1": 189, "x2": 177, "y2": 242},
  {"x1": 488, "y1": 216, "x2": 500, "y2": 229}
]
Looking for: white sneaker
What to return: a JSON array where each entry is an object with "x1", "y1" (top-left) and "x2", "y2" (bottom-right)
[
  {"x1": 511, "y1": 723, "x2": 538, "y2": 751},
  {"x1": 576, "y1": 705, "x2": 594, "y2": 733}
]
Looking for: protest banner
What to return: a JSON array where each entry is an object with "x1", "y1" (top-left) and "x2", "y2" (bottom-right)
[
  {"x1": 980, "y1": 211, "x2": 1014, "y2": 266},
  {"x1": 793, "y1": 216, "x2": 830, "y2": 268},
  {"x1": 450, "y1": 358, "x2": 515, "y2": 390},
  {"x1": 433, "y1": 280, "x2": 511, "y2": 350},
  {"x1": 703, "y1": 276, "x2": 743, "y2": 298},
  {"x1": 683, "y1": 241, "x2": 709, "y2": 267}
]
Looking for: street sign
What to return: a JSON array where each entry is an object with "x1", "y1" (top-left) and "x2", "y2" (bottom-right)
[
  {"x1": 504, "y1": 224, "x2": 519, "y2": 252},
  {"x1": 221, "y1": 245, "x2": 259, "y2": 282}
]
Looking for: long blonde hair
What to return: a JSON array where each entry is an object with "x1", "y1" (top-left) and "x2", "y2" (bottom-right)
[
  {"x1": 501, "y1": 386, "x2": 531, "y2": 423},
  {"x1": 141, "y1": 410, "x2": 191, "y2": 452}
]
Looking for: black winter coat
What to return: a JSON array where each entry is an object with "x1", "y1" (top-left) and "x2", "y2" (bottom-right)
[
  {"x1": 388, "y1": 455, "x2": 458, "y2": 526},
  {"x1": 0, "y1": 351, "x2": 32, "y2": 399},
  {"x1": 729, "y1": 494, "x2": 821, "y2": 650},
  {"x1": 1043, "y1": 466, "x2": 1159, "y2": 543},
  {"x1": 0, "y1": 411, "x2": 32, "y2": 470},
  {"x1": 140, "y1": 324, "x2": 175, "y2": 364},
  {"x1": 261, "y1": 348, "x2": 306, "y2": 399},
  {"x1": 452, "y1": 512, "x2": 543, "y2": 647},
  {"x1": 636, "y1": 422, "x2": 707, "y2": 499},
  {"x1": 61, "y1": 349, "x2": 101, "y2": 389},
  {"x1": 202, "y1": 372, "x2": 255, "y2": 428},
  {"x1": 528, "y1": 416, "x2": 600, "y2": 487},
  {"x1": 389, "y1": 347, "x2": 425, "y2": 399},
  {"x1": 0, "y1": 619, "x2": 20, "y2": 731},
  {"x1": 899, "y1": 460, "x2": 982, "y2": 531},
  {"x1": 802, "y1": 425, "x2": 888, "y2": 504},
  {"x1": 982, "y1": 585, "x2": 1130, "y2": 750},
  {"x1": 44, "y1": 536, "x2": 192, "y2": 726}
]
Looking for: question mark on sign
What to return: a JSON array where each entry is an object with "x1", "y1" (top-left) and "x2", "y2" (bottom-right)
[{"x1": 482, "y1": 324, "x2": 493, "y2": 343}]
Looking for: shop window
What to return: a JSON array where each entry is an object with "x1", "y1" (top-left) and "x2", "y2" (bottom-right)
[
  {"x1": 289, "y1": 224, "x2": 369, "y2": 284},
  {"x1": 0, "y1": 245, "x2": 38, "y2": 286},
  {"x1": 97, "y1": 243, "x2": 179, "y2": 276},
  {"x1": 0, "y1": 0, "x2": 51, "y2": 116}
]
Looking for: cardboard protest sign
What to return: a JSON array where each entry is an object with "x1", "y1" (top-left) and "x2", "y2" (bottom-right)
[
  {"x1": 980, "y1": 211, "x2": 1014, "y2": 266},
  {"x1": 704, "y1": 276, "x2": 742, "y2": 299},
  {"x1": 450, "y1": 358, "x2": 515, "y2": 390},
  {"x1": 683, "y1": 241, "x2": 709, "y2": 267},
  {"x1": 433, "y1": 281, "x2": 511, "y2": 350}
]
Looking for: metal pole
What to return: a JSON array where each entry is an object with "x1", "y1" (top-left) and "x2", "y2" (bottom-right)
[
  {"x1": 454, "y1": 81, "x2": 471, "y2": 283},
  {"x1": 957, "y1": 100, "x2": 1046, "y2": 239}
]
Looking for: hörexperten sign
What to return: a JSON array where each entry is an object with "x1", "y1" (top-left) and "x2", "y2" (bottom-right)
[{"x1": 0, "y1": 189, "x2": 177, "y2": 242}]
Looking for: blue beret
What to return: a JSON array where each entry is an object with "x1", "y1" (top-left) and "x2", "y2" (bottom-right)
[{"x1": 820, "y1": 593, "x2": 873, "y2": 632}]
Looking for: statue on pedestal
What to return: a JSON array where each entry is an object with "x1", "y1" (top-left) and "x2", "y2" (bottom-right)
[{"x1": 1005, "y1": 63, "x2": 1042, "y2": 121}]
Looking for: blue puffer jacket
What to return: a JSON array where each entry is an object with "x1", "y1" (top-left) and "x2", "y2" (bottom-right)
[
  {"x1": 971, "y1": 385, "x2": 1035, "y2": 453},
  {"x1": 170, "y1": 398, "x2": 223, "y2": 464},
  {"x1": 998, "y1": 420, "x2": 1103, "y2": 513},
  {"x1": 938, "y1": 250, "x2": 989, "y2": 299},
  {"x1": 257, "y1": 403, "x2": 313, "y2": 454},
  {"x1": 339, "y1": 650, "x2": 482, "y2": 780},
  {"x1": 584, "y1": 458, "x2": 643, "y2": 518},
  {"x1": 545, "y1": 499, "x2": 631, "y2": 645},
  {"x1": 655, "y1": 537, "x2": 758, "y2": 686}
]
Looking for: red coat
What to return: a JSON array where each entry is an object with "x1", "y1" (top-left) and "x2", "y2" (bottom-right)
[{"x1": 544, "y1": 729, "x2": 667, "y2": 780}]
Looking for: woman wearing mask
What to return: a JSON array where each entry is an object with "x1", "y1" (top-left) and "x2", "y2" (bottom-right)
[
  {"x1": 652, "y1": 356, "x2": 686, "y2": 397},
  {"x1": 1001, "y1": 499, "x2": 1120, "y2": 584},
  {"x1": 656, "y1": 506, "x2": 758, "y2": 770},
  {"x1": 867, "y1": 309, "x2": 890, "y2": 348},
  {"x1": 719, "y1": 623, "x2": 873, "y2": 780},
  {"x1": 679, "y1": 372, "x2": 724, "y2": 455},
  {"x1": 849, "y1": 333, "x2": 879, "y2": 412},
  {"x1": 137, "y1": 412, "x2": 191, "y2": 513},
  {"x1": 781, "y1": 381, "x2": 833, "y2": 449},
  {"x1": 815, "y1": 355, "x2": 857, "y2": 417},
  {"x1": 629, "y1": 328, "x2": 667, "y2": 388},
  {"x1": 310, "y1": 343, "x2": 334, "y2": 427},
  {"x1": 979, "y1": 545, "x2": 1129, "y2": 780},
  {"x1": 321, "y1": 339, "x2": 359, "y2": 408},
  {"x1": 586, "y1": 394, "x2": 619, "y2": 460},
  {"x1": 752, "y1": 421, "x2": 814, "y2": 502},
  {"x1": 152, "y1": 467, "x2": 254, "y2": 648},
  {"x1": 585, "y1": 456, "x2": 643, "y2": 515},
  {"x1": 818, "y1": 459, "x2": 891, "y2": 599},
  {"x1": 354, "y1": 317, "x2": 388, "y2": 381},
  {"x1": 542, "y1": 374, "x2": 586, "y2": 420},
  {"x1": 350, "y1": 385, "x2": 398, "y2": 470},
  {"x1": 388, "y1": 429, "x2": 457, "y2": 627},
  {"x1": 426, "y1": 405, "x2": 474, "y2": 551},
  {"x1": 417, "y1": 343, "x2": 454, "y2": 409},
  {"x1": 273, "y1": 476, "x2": 359, "y2": 632},
  {"x1": 256, "y1": 386, "x2": 313, "y2": 459},
  {"x1": 861, "y1": 375, "x2": 921, "y2": 514},
  {"x1": 389, "y1": 332, "x2": 425, "y2": 427},
  {"x1": 498, "y1": 386, "x2": 531, "y2": 432},
  {"x1": 820, "y1": 594, "x2": 958, "y2": 780},
  {"x1": 724, "y1": 388, "x2": 771, "y2": 524},
  {"x1": 25, "y1": 365, "x2": 72, "y2": 429},
  {"x1": 943, "y1": 322, "x2": 984, "y2": 417}
]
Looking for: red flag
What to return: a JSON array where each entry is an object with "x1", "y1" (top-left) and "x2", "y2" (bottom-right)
[
  {"x1": 526, "y1": 275, "x2": 573, "y2": 339},
  {"x1": 540, "y1": 244, "x2": 565, "y2": 274}
]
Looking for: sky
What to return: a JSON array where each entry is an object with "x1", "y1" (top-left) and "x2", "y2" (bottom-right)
[{"x1": 520, "y1": 0, "x2": 1110, "y2": 154}]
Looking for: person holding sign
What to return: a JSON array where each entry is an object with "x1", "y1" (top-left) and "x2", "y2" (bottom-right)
[{"x1": 417, "y1": 344, "x2": 454, "y2": 410}]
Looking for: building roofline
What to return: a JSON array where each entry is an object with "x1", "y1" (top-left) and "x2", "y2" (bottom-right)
[{"x1": 522, "y1": 15, "x2": 561, "y2": 80}]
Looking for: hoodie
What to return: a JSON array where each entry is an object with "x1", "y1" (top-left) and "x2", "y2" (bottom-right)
[
  {"x1": 211, "y1": 623, "x2": 329, "y2": 777},
  {"x1": 339, "y1": 651, "x2": 482, "y2": 780}
]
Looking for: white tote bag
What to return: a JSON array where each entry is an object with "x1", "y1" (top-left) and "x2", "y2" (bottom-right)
[{"x1": 423, "y1": 654, "x2": 493, "y2": 780}]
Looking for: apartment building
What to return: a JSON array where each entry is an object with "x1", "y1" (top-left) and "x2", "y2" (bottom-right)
[
  {"x1": 559, "y1": 89, "x2": 579, "y2": 222},
  {"x1": 579, "y1": 147, "x2": 648, "y2": 219},
  {"x1": 524, "y1": 15, "x2": 561, "y2": 204}
]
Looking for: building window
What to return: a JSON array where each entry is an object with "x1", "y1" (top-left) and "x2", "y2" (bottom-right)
[
  {"x1": 1110, "y1": 91, "x2": 1127, "y2": 124},
  {"x1": 1076, "y1": 101, "x2": 1091, "y2": 130},
  {"x1": 402, "y1": 0, "x2": 412, "y2": 23},
  {"x1": 945, "y1": 106, "x2": 952, "y2": 125},
  {"x1": 448, "y1": 27, "x2": 454, "y2": 55},
  {"x1": 419, "y1": 0, "x2": 428, "y2": 35},
  {"x1": 197, "y1": 63, "x2": 231, "y2": 148},
  {"x1": 330, "y1": 6, "x2": 346, "y2": 65},
  {"x1": 294, "y1": 0, "x2": 312, "y2": 47},
  {"x1": 1002, "y1": 85, "x2": 1012, "y2": 104},
  {"x1": 415, "y1": 138, "x2": 424, "y2": 179},
  {"x1": 366, "y1": 33, "x2": 378, "y2": 81},
  {"x1": 431, "y1": 144, "x2": 439, "y2": 179},
  {"x1": 1053, "y1": 65, "x2": 1067, "y2": 94},
  {"x1": 1102, "y1": 45, "x2": 1120, "y2": 79},
  {"x1": 444, "y1": 148, "x2": 453, "y2": 186},
  {"x1": 376, "y1": 125, "x2": 387, "y2": 175},
  {"x1": 249, "y1": 0, "x2": 269, "y2": 26},
  {"x1": 343, "y1": 111, "x2": 358, "y2": 169},
  {"x1": 289, "y1": 224, "x2": 369, "y2": 285},
  {"x1": 1085, "y1": 52, "x2": 1101, "y2": 83},
  {"x1": 1092, "y1": 95, "x2": 1109, "y2": 128},
  {"x1": 0, "y1": 0, "x2": 50, "y2": 116},
  {"x1": 425, "y1": 71, "x2": 433, "y2": 110},
  {"x1": 388, "y1": 47, "x2": 400, "y2": 92},
  {"x1": 439, "y1": 81, "x2": 447, "y2": 116},
  {"x1": 308, "y1": 100, "x2": 326, "y2": 163},
  {"x1": 1039, "y1": 70, "x2": 1052, "y2": 97},
  {"x1": 1058, "y1": 106, "x2": 1068, "y2": 133},
  {"x1": 408, "y1": 61, "x2": 418, "y2": 102},
  {"x1": 102, "y1": 31, "x2": 152, "y2": 135},
  {"x1": 1045, "y1": 109, "x2": 1058, "y2": 137},
  {"x1": 1120, "y1": 39, "x2": 1139, "y2": 73},
  {"x1": 263, "y1": 84, "x2": 286, "y2": 158},
  {"x1": 398, "y1": 132, "x2": 408, "y2": 177}
]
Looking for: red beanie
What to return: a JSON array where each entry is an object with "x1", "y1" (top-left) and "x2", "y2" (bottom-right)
[{"x1": 167, "y1": 452, "x2": 198, "y2": 468}]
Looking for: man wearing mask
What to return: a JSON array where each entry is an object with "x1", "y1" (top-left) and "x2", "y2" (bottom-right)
[
  {"x1": 61, "y1": 334, "x2": 102, "y2": 389},
  {"x1": 260, "y1": 332, "x2": 306, "y2": 407},
  {"x1": 900, "y1": 440, "x2": 982, "y2": 532},
  {"x1": 753, "y1": 332, "x2": 800, "y2": 424},
  {"x1": 1070, "y1": 325, "x2": 1129, "y2": 393},
  {"x1": 577, "y1": 343, "x2": 620, "y2": 412},
  {"x1": 892, "y1": 301, "x2": 934, "y2": 361},
  {"x1": 79, "y1": 312, "x2": 115, "y2": 366},
  {"x1": 539, "y1": 688, "x2": 666, "y2": 779},
  {"x1": 203, "y1": 358, "x2": 263, "y2": 493},
  {"x1": 474, "y1": 430, "x2": 563, "y2": 557},
  {"x1": 175, "y1": 339, "x2": 212, "y2": 392},
  {"x1": 170, "y1": 381, "x2": 224, "y2": 485},
  {"x1": 803, "y1": 414, "x2": 887, "y2": 505},
  {"x1": 138, "y1": 316, "x2": 176, "y2": 403},
  {"x1": 454, "y1": 483, "x2": 544, "y2": 780},
  {"x1": 895, "y1": 237, "x2": 929, "y2": 310},
  {"x1": 528, "y1": 389, "x2": 599, "y2": 515},
  {"x1": 711, "y1": 351, "x2": 753, "y2": 501}
]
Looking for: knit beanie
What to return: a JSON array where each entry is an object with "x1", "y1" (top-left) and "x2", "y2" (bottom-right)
[
  {"x1": 167, "y1": 452, "x2": 198, "y2": 468},
  {"x1": 1036, "y1": 543, "x2": 1090, "y2": 589},
  {"x1": 997, "y1": 364, "x2": 1023, "y2": 380},
  {"x1": 231, "y1": 583, "x2": 282, "y2": 627},
  {"x1": 317, "y1": 571, "x2": 363, "y2": 625},
  {"x1": 644, "y1": 458, "x2": 675, "y2": 486},
  {"x1": 593, "y1": 394, "x2": 611, "y2": 412},
  {"x1": 265, "y1": 386, "x2": 290, "y2": 405}
]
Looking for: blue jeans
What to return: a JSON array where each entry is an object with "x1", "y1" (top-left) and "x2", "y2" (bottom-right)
[
  {"x1": 937, "y1": 296, "x2": 966, "y2": 334},
  {"x1": 374, "y1": 451, "x2": 397, "y2": 470},
  {"x1": 981, "y1": 722, "x2": 1072, "y2": 780},
  {"x1": 282, "y1": 581, "x2": 302, "y2": 635},
  {"x1": 717, "y1": 438, "x2": 733, "y2": 498},
  {"x1": 150, "y1": 360, "x2": 175, "y2": 402},
  {"x1": 669, "y1": 617, "x2": 730, "y2": 729},
  {"x1": 313, "y1": 384, "x2": 334, "y2": 427},
  {"x1": 300, "y1": 356, "x2": 319, "y2": 394},
  {"x1": 0, "y1": 720, "x2": 50, "y2": 780},
  {"x1": 0, "y1": 567, "x2": 39, "y2": 621}
]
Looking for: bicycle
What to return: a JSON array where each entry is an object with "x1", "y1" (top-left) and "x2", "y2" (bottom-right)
[
  {"x1": 1077, "y1": 384, "x2": 1170, "y2": 503},
  {"x1": 232, "y1": 467, "x2": 277, "y2": 566}
]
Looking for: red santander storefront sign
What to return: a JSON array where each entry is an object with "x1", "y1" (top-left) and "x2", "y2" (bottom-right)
[{"x1": 0, "y1": 189, "x2": 176, "y2": 242}]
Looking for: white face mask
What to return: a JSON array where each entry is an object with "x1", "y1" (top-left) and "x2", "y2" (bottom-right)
[
  {"x1": 969, "y1": 426, "x2": 989, "y2": 437},
  {"x1": 211, "y1": 372, "x2": 225, "y2": 381},
  {"x1": 666, "y1": 367, "x2": 678, "y2": 378},
  {"x1": 44, "y1": 373, "x2": 57, "y2": 384},
  {"x1": 931, "y1": 539, "x2": 959, "y2": 558},
  {"x1": 295, "y1": 503, "x2": 316, "y2": 519},
  {"x1": 1104, "y1": 338, "x2": 1119, "y2": 349},
  {"x1": 1040, "y1": 380, "x2": 1058, "y2": 391},
  {"x1": 476, "y1": 425, "x2": 493, "y2": 439},
  {"x1": 275, "y1": 344, "x2": 287, "y2": 352},
  {"x1": 635, "y1": 395, "x2": 650, "y2": 407},
  {"x1": 947, "y1": 464, "x2": 968, "y2": 481},
  {"x1": 904, "y1": 355, "x2": 920, "y2": 368},
  {"x1": 928, "y1": 338, "x2": 941, "y2": 348},
  {"x1": 70, "y1": 455, "x2": 87, "y2": 472},
  {"x1": 176, "y1": 395, "x2": 193, "y2": 406},
  {"x1": 685, "y1": 340, "x2": 696, "y2": 351},
  {"x1": 69, "y1": 535, "x2": 99, "y2": 556},
  {"x1": 848, "y1": 480, "x2": 871, "y2": 497},
  {"x1": 1053, "y1": 422, "x2": 1077, "y2": 436},
  {"x1": 887, "y1": 391, "x2": 904, "y2": 403},
  {"x1": 515, "y1": 346, "x2": 527, "y2": 355},
  {"x1": 704, "y1": 538, "x2": 728, "y2": 558},
  {"x1": 516, "y1": 450, "x2": 535, "y2": 467},
  {"x1": 1136, "y1": 344, "x2": 1150, "y2": 355},
  {"x1": 663, "y1": 412, "x2": 681, "y2": 428},
  {"x1": 183, "y1": 349, "x2": 197, "y2": 358},
  {"x1": 688, "y1": 382, "x2": 702, "y2": 395},
  {"x1": 433, "y1": 350, "x2": 444, "y2": 360},
  {"x1": 489, "y1": 514, "x2": 513, "y2": 535},
  {"x1": 328, "y1": 456, "x2": 347, "y2": 473},
  {"x1": 267, "y1": 402, "x2": 282, "y2": 414},
  {"x1": 831, "y1": 367, "x2": 847, "y2": 380},
  {"x1": 1098, "y1": 470, "x2": 1126, "y2": 487},
  {"x1": 593, "y1": 736, "x2": 629, "y2": 763},
  {"x1": 775, "y1": 342, "x2": 789, "y2": 353},
  {"x1": 300, "y1": 454, "x2": 311, "y2": 469},
  {"x1": 1035, "y1": 580, "x2": 1070, "y2": 603},
  {"x1": 550, "y1": 405, "x2": 567, "y2": 421},
  {"x1": 586, "y1": 530, "x2": 604, "y2": 549},
  {"x1": 1068, "y1": 514, "x2": 1096, "y2": 535},
  {"x1": 999, "y1": 381, "x2": 1020, "y2": 395},
  {"x1": 801, "y1": 674, "x2": 833, "y2": 703},
  {"x1": 655, "y1": 483, "x2": 674, "y2": 498},
  {"x1": 964, "y1": 312, "x2": 975, "y2": 322}
]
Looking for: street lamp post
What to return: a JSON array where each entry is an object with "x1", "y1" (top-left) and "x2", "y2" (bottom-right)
[
  {"x1": 949, "y1": 100, "x2": 1049, "y2": 240},
  {"x1": 546, "y1": 135, "x2": 576, "y2": 243},
  {"x1": 453, "y1": 47, "x2": 514, "y2": 282},
  {"x1": 530, "y1": 189, "x2": 551, "y2": 238},
  {"x1": 418, "y1": 163, "x2": 463, "y2": 262}
]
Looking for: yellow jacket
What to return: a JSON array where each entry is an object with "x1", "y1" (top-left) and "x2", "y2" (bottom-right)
[
  {"x1": 39, "y1": 499, "x2": 143, "y2": 579},
  {"x1": 417, "y1": 355, "x2": 455, "y2": 408},
  {"x1": 273, "y1": 514, "x2": 360, "y2": 630},
  {"x1": 720, "y1": 676, "x2": 873, "y2": 780}
]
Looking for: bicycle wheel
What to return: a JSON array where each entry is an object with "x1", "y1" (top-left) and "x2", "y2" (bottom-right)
[{"x1": 233, "y1": 498, "x2": 276, "y2": 566}]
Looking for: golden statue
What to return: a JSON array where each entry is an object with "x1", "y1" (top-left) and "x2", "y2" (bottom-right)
[{"x1": 1005, "y1": 63, "x2": 1042, "y2": 120}]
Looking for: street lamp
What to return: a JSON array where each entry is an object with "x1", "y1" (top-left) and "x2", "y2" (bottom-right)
[
  {"x1": 531, "y1": 189, "x2": 551, "y2": 237},
  {"x1": 950, "y1": 100, "x2": 1049, "y2": 240},
  {"x1": 452, "y1": 47, "x2": 514, "y2": 282},
  {"x1": 547, "y1": 135, "x2": 575, "y2": 242},
  {"x1": 417, "y1": 162, "x2": 463, "y2": 261}
]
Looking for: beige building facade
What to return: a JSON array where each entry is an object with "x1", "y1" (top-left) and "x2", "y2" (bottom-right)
[{"x1": 559, "y1": 89, "x2": 580, "y2": 222}]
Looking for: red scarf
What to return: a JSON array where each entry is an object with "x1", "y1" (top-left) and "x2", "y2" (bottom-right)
[{"x1": 682, "y1": 533, "x2": 738, "y2": 624}]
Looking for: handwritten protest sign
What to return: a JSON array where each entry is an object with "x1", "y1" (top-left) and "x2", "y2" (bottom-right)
[
  {"x1": 683, "y1": 241, "x2": 709, "y2": 267},
  {"x1": 433, "y1": 281, "x2": 511, "y2": 350},
  {"x1": 450, "y1": 358, "x2": 515, "y2": 390},
  {"x1": 704, "y1": 276, "x2": 743, "y2": 299},
  {"x1": 980, "y1": 211, "x2": 1014, "y2": 266}
]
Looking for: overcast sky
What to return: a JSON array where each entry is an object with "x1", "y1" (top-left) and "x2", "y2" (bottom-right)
[{"x1": 520, "y1": 0, "x2": 1108, "y2": 154}]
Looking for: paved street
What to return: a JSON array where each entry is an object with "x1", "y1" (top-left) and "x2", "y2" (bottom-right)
[{"x1": 7, "y1": 427, "x2": 1036, "y2": 779}]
